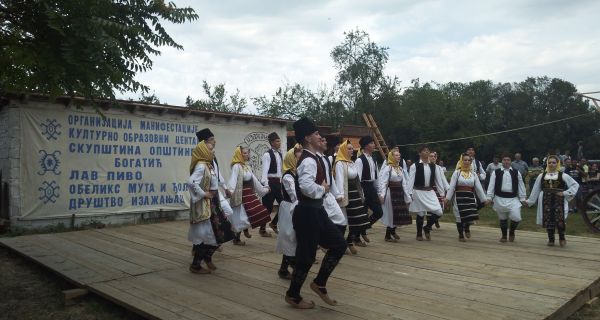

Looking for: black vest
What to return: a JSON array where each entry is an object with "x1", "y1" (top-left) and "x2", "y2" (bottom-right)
[
  {"x1": 318, "y1": 154, "x2": 333, "y2": 185},
  {"x1": 296, "y1": 150, "x2": 325, "y2": 203},
  {"x1": 359, "y1": 154, "x2": 378, "y2": 181},
  {"x1": 267, "y1": 149, "x2": 282, "y2": 174},
  {"x1": 414, "y1": 162, "x2": 436, "y2": 188},
  {"x1": 541, "y1": 172, "x2": 567, "y2": 190},
  {"x1": 282, "y1": 171, "x2": 299, "y2": 203},
  {"x1": 494, "y1": 168, "x2": 518, "y2": 198}
]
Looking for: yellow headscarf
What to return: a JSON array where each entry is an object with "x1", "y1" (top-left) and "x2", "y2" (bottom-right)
[
  {"x1": 387, "y1": 150, "x2": 400, "y2": 167},
  {"x1": 545, "y1": 155, "x2": 561, "y2": 173},
  {"x1": 283, "y1": 144, "x2": 301, "y2": 173},
  {"x1": 456, "y1": 153, "x2": 472, "y2": 179},
  {"x1": 333, "y1": 140, "x2": 353, "y2": 175},
  {"x1": 230, "y1": 146, "x2": 246, "y2": 168},
  {"x1": 189, "y1": 141, "x2": 214, "y2": 174},
  {"x1": 335, "y1": 140, "x2": 353, "y2": 163}
]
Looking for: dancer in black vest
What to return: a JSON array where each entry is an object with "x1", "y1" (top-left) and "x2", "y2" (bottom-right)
[
  {"x1": 407, "y1": 145, "x2": 446, "y2": 241},
  {"x1": 355, "y1": 135, "x2": 384, "y2": 243},
  {"x1": 285, "y1": 118, "x2": 347, "y2": 309},
  {"x1": 486, "y1": 154, "x2": 527, "y2": 243},
  {"x1": 261, "y1": 132, "x2": 283, "y2": 236}
]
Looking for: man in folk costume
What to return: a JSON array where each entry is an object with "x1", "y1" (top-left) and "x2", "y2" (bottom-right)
[
  {"x1": 428, "y1": 150, "x2": 449, "y2": 229},
  {"x1": 318, "y1": 137, "x2": 347, "y2": 235},
  {"x1": 486, "y1": 154, "x2": 527, "y2": 243},
  {"x1": 407, "y1": 145, "x2": 447, "y2": 241},
  {"x1": 355, "y1": 135, "x2": 385, "y2": 242},
  {"x1": 261, "y1": 132, "x2": 284, "y2": 236},
  {"x1": 285, "y1": 117, "x2": 347, "y2": 309},
  {"x1": 188, "y1": 141, "x2": 235, "y2": 274},
  {"x1": 196, "y1": 129, "x2": 234, "y2": 219}
]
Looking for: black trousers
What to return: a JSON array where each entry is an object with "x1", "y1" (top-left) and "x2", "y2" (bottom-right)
[
  {"x1": 361, "y1": 181, "x2": 384, "y2": 227},
  {"x1": 262, "y1": 180, "x2": 283, "y2": 225},
  {"x1": 287, "y1": 204, "x2": 347, "y2": 299}
]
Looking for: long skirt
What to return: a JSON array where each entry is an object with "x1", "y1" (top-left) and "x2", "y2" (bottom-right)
[
  {"x1": 189, "y1": 197, "x2": 235, "y2": 245},
  {"x1": 543, "y1": 188, "x2": 565, "y2": 229},
  {"x1": 243, "y1": 183, "x2": 272, "y2": 228},
  {"x1": 390, "y1": 181, "x2": 412, "y2": 226},
  {"x1": 346, "y1": 179, "x2": 370, "y2": 234},
  {"x1": 455, "y1": 188, "x2": 479, "y2": 223}
]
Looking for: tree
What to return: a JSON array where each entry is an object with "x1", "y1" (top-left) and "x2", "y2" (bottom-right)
[
  {"x1": 186, "y1": 80, "x2": 247, "y2": 113},
  {"x1": 331, "y1": 29, "x2": 389, "y2": 122},
  {"x1": 0, "y1": 0, "x2": 198, "y2": 99},
  {"x1": 254, "y1": 82, "x2": 346, "y2": 129}
]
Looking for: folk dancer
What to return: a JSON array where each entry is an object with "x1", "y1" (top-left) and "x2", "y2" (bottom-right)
[
  {"x1": 285, "y1": 118, "x2": 347, "y2": 309},
  {"x1": 407, "y1": 145, "x2": 447, "y2": 241},
  {"x1": 228, "y1": 146, "x2": 271, "y2": 245},
  {"x1": 318, "y1": 137, "x2": 347, "y2": 236},
  {"x1": 334, "y1": 140, "x2": 370, "y2": 254},
  {"x1": 355, "y1": 135, "x2": 384, "y2": 243},
  {"x1": 261, "y1": 132, "x2": 283, "y2": 236},
  {"x1": 445, "y1": 153, "x2": 488, "y2": 242},
  {"x1": 276, "y1": 144, "x2": 302, "y2": 280},
  {"x1": 378, "y1": 149, "x2": 412, "y2": 242},
  {"x1": 428, "y1": 151, "x2": 449, "y2": 229},
  {"x1": 188, "y1": 141, "x2": 235, "y2": 274},
  {"x1": 526, "y1": 155, "x2": 579, "y2": 247},
  {"x1": 486, "y1": 154, "x2": 527, "y2": 242}
]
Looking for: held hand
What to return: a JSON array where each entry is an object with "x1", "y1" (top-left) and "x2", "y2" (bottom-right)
[
  {"x1": 444, "y1": 198, "x2": 450, "y2": 206},
  {"x1": 205, "y1": 192, "x2": 215, "y2": 199},
  {"x1": 485, "y1": 200, "x2": 492, "y2": 206},
  {"x1": 336, "y1": 197, "x2": 344, "y2": 204},
  {"x1": 521, "y1": 201, "x2": 528, "y2": 207},
  {"x1": 224, "y1": 189, "x2": 232, "y2": 198},
  {"x1": 321, "y1": 181, "x2": 330, "y2": 194},
  {"x1": 379, "y1": 196, "x2": 385, "y2": 204},
  {"x1": 557, "y1": 192, "x2": 564, "y2": 197}
]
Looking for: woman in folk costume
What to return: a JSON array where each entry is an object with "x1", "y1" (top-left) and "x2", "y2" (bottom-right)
[
  {"x1": 188, "y1": 141, "x2": 235, "y2": 274},
  {"x1": 276, "y1": 144, "x2": 303, "y2": 280},
  {"x1": 334, "y1": 140, "x2": 370, "y2": 254},
  {"x1": 445, "y1": 153, "x2": 488, "y2": 242},
  {"x1": 526, "y1": 155, "x2": 579, "y2": 247},
  {"x1": 378, "y1": 148, "x2": 412, "y2": 242},
  {"x1": 227, "y1": 146, "x2": 271, "y2": 245}
]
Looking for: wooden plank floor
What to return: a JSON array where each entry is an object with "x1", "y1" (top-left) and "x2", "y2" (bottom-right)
[{"x1": 2, "y1": 221, "x2": 600, "y2": 320}]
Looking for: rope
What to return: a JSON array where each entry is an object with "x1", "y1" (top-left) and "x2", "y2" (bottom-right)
[{"x1": 396, "y1": 112, "x2": 592, "y2": 147}]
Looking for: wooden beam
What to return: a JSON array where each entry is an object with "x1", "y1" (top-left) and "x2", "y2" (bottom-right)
[{"x1": 63, "y1": 288, "x2": 89, "y2": 306}]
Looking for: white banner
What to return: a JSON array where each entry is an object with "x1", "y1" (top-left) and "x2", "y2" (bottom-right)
[{"x1": 19, "y1": 103, "x2": 286, "y2": 219}]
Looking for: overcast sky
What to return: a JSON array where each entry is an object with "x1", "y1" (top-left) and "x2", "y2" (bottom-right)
[{"x1": 125, "y1": 0, "x2": 600, "y2": 111}]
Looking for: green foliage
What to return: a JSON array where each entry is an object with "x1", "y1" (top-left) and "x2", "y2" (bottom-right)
[
  {"x1": 186, "y1": 80, "x2": 247, "y2": 113},
  {"x1": 331, "y1": 29, "x2": 389, "y2": 121},
  {"x1": 253, "y1": 83, "x2": 345, "y2": 128},
  {"x1": 0, "y1": 0, "x2": 198, "y2": 99}
]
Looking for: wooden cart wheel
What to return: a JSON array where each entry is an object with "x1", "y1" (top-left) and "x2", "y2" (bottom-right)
[{"x1": 581, "y1": 189, "x2": 600, "y2": 233}]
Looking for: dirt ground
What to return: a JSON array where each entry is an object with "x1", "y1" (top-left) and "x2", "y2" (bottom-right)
[{"x1": 0, "y1": 246, "x2": 141, "y2": 320}]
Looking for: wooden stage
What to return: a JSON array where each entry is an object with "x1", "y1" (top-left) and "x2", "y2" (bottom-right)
[{"x1": 2, "y1": 221, "x2": 600, "y2": 320}]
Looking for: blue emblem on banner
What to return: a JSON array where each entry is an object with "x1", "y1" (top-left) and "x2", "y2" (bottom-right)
[
  {"x1": 38, "y1": 150, "x2": 61, "y2": 175},
  {"x1": 40, "y1": 119, "x2": 61, "y2": 140},
  {"x1": 39, "y1": 181, "x2": 60, "y2": 204}
]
